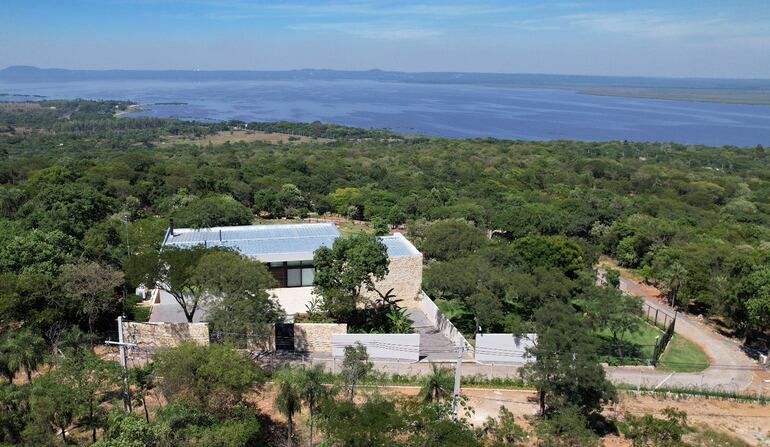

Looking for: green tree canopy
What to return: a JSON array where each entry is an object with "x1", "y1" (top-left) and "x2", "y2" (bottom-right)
[
  {"x1": 313, "y1": 232, "x2": 389, "y2": 319},
  {"x1": 520, "y1": 301, "x2": 616, "y2": 417},
  {"x1": 418, "y1": 219, "x2": 487, "y2": 261},
  {"x1": 152, "y1": 342, "x2": 263, "y2": 414},
  {"x1": 18, "y1": 183, "x2": 114, "y2": 238},
  {"x1": 173, "y1": 194, "x2": 253, "y2": 228},
  {"x1": 196, "y1": 250, "x2": 283, "y2": 345}
]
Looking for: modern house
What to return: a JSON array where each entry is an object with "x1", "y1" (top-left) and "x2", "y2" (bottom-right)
[{"x1": 160, "y1": 221, "x2": 424, "y2": 316}]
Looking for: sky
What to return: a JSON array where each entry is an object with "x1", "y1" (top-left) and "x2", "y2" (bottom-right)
[{"x1": 1, "y1": 0, "x2": 769, "y2": 78}]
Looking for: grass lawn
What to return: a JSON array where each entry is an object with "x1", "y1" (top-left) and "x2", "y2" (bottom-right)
[
  {"x1": 657, "y1": 334, "x2": 709, "y2": 372},
  {"x1": 598, "y1": 320, "x2": 661, "y2": 365}
]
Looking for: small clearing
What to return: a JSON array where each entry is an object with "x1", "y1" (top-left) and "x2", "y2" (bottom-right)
[{"x1": 163, "y1": 129, "x2": 333, "y2": 145}]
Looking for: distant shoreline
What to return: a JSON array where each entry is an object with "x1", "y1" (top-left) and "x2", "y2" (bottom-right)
[
  {"x1": 3, "y1": 66, "x2": 770, "y2": 106},
  {"x1": 554, "y1": 86, "x2": 770, "y2": 106}
]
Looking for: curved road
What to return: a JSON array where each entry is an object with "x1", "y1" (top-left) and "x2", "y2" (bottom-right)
[{"x1": 605, "y1": 274, "x2": 759, "y2": 391}]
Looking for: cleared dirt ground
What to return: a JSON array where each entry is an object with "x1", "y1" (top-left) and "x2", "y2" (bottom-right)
[
  {"x1": 257, "y1": 385, "x2": 769, "y2": 446},
  {"x1": 163, "y1": 129, "x2": 333, "y2": 145}
]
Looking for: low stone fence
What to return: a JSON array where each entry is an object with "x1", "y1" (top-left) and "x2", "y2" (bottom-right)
[
  {"x1": 418, "y1": 291, "x2": 471, "y2": 350},
  {"x1": 122, "y1": 321, "x2": 209, "y2": 348},
  {"x1": 294, "y1": 323, "x2": 347, "y2": 353}
]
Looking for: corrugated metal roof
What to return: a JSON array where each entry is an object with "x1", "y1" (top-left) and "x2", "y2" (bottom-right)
[
  {"x1": 380, "y1": 234, "x2": 421, "y2": 257},
  {"x1": 163, "y1": 223, "x2": 421, "y2": 261},
  {"x1": 165, "y1": 223, "x2": 341, "y2": 262}
]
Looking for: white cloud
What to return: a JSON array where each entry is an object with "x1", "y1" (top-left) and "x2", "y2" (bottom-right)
[
  {"x1": 287, "y1": 21, "x2": 444, "y2": 41},
  {"x1": 558, "y1": 10, "x2": 769, "y2": 41}
]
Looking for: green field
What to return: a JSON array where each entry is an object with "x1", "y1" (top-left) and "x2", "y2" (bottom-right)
[
  {"x1": 598, "y1": 320, "x2": 661, "y2": 365},
  {"x1": 657, "y1": 334, "x2": 710, "y2": 372},
  {"x1": 598, "y1": 321, "x2": 709, "y2": 372}
]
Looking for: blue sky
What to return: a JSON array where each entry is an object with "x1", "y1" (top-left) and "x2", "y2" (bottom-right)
[{"x1": 1, "y1": 0, "x2": 769, "y2": 78}]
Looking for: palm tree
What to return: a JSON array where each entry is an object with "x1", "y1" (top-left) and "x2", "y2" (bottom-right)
[
  {"x1": 274, "y1": 367, "x2": 302, "y2": 447},
  {"x1": 1, "y1": 328, "x2": 47, "y2": 382},
  {"x1": 298, "y1": 365, "x2": 329, "y2": 447},
  {"x1": 386, "y1": 307, "x2": 413, "y2": 334},
  {"x1": 419, "y1": 363, "x2": 453, "y2": 404}
]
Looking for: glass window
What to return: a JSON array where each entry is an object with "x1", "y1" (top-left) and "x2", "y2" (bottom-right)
[
  {"x1": 287, "y1": 268, "x2": 302, "y2": 287},
  {"x1": 301, "y1": 268, "x2": 315, "y2": 286}
]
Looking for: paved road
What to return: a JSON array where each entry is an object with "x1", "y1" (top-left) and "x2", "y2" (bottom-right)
[
  {"x1": 604, "y1": 274, "x2": 759, "y2": 391},
  {"x1": 149, "y1": 289, "x2": 208, "y2": 323}
]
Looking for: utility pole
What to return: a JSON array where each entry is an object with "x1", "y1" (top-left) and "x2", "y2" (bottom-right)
[
  {"x1": 451, "y1": 342, "x2": 465, "y2": 420},
  {"x1": 123, "y1": 214, "x2": 130, "y2": 258},
  {"x1": 106, "y1": 316, "x2": 136, "y2": 413}
]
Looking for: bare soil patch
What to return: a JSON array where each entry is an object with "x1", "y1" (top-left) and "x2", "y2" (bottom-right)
[
  {"x1": 163, "y1": 129, "x2": 333, "y2": 146},
  {"x1": 610, "y1": 392, "x2": 770, "y2": 446},
  {"x1": 0, "y1": 102, "x2": 42, "y2": 111}
]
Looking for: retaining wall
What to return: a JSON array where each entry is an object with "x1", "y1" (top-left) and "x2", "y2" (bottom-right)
[
  {"x1": 331, "y1": 333, "x2": 420, "y2": 361},
  {"x1": 294, "y1": 323, "x2": 347, "y2": 352},
  {"x1": 121, "y1": 321, "x2": 209, "y2": 348},
  {"x1": 474, "y1": 333, "x2": 537, "y2": 364}
]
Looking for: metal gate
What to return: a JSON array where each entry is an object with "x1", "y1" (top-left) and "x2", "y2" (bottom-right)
[{"x1": 275, "y1": 323, "x2": 295, "y2": 351}]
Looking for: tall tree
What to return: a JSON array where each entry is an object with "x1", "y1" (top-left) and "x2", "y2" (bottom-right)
[
  {"x1": 298, "y1": 364, "x2": 329, "y2": 447},
  {"x1": 130, "y1": 363, "x2": 156, "y2": 423},
  {"x1": 520, "y1": 301, "x2": 616, "y2": 417},
  {"x1": 54, "y1": 349, "x2": 121, "y2": 443},
  {"x1": 313, "y1": 232, "x2": 389, "y2": 319},
  {"x1": 274, "y1": 367, "x2": 303, "y2": 447},
  {"x1": 29, "y1": 373, "x2": 77, "y2": 444},
  {"x1": 418, "y1": 219, "x2": 487, "y2": 262},
  {"x1": 734, "y1": 267, "x2": 770, "y2": 342},
  {"x1": 60, "y1": 261, "x2": 124, "y2": 344},
  {"x1": 340, "y1": 343, "x2": 372, "y2": 401},
  {"x1": 126, "y1": 245, "x2": 210, "y2": 323},
  {"x1": 585, "y1": 286, "x2": 643, "y2": 360},
  {"x1": 195, "y1": 250, "x2": 283, "y2": 346}
]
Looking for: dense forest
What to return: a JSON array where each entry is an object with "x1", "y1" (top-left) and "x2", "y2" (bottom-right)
[
  {"x1": 0, "y1": 99, "x2": 767, "y2": 445},
  {"x1": 1, "y1": 99, "x2": 768, "y2": 343}
]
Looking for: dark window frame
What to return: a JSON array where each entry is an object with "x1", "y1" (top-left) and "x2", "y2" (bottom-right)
[{"x1": 267, "y1": 260, "x2": 314, "y2": 288}]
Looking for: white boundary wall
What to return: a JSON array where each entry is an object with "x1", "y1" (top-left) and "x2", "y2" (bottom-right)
[
  {"x1": 475, "y1": 333, "x2": 537, "y2": 364},
  {"x1": 418, "y1": 291, "x2": 471, "y2": 350},
  {"x1": 331, "y1": 334, "x2": 420, "y2": 361}
]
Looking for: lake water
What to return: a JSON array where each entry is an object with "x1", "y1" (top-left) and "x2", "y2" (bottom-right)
[{"x1": 2, "y1": 79, "x2": 769, "y2": 146}]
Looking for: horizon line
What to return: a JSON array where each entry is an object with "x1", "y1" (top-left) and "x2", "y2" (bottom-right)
[{"x1": 3, "y1": 65, "x2": 769, "y2": 82}]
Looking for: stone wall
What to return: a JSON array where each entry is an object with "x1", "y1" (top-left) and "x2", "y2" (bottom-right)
[
  {"x1": 363, "y1": 254, "x2": 424, "y2": 308},
  {"x1": 294, "y1": 323, "x2": 347, "y2": 352},
  {"x1": 122, "y1": 322, "x2": 209, "y2": 348}
]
